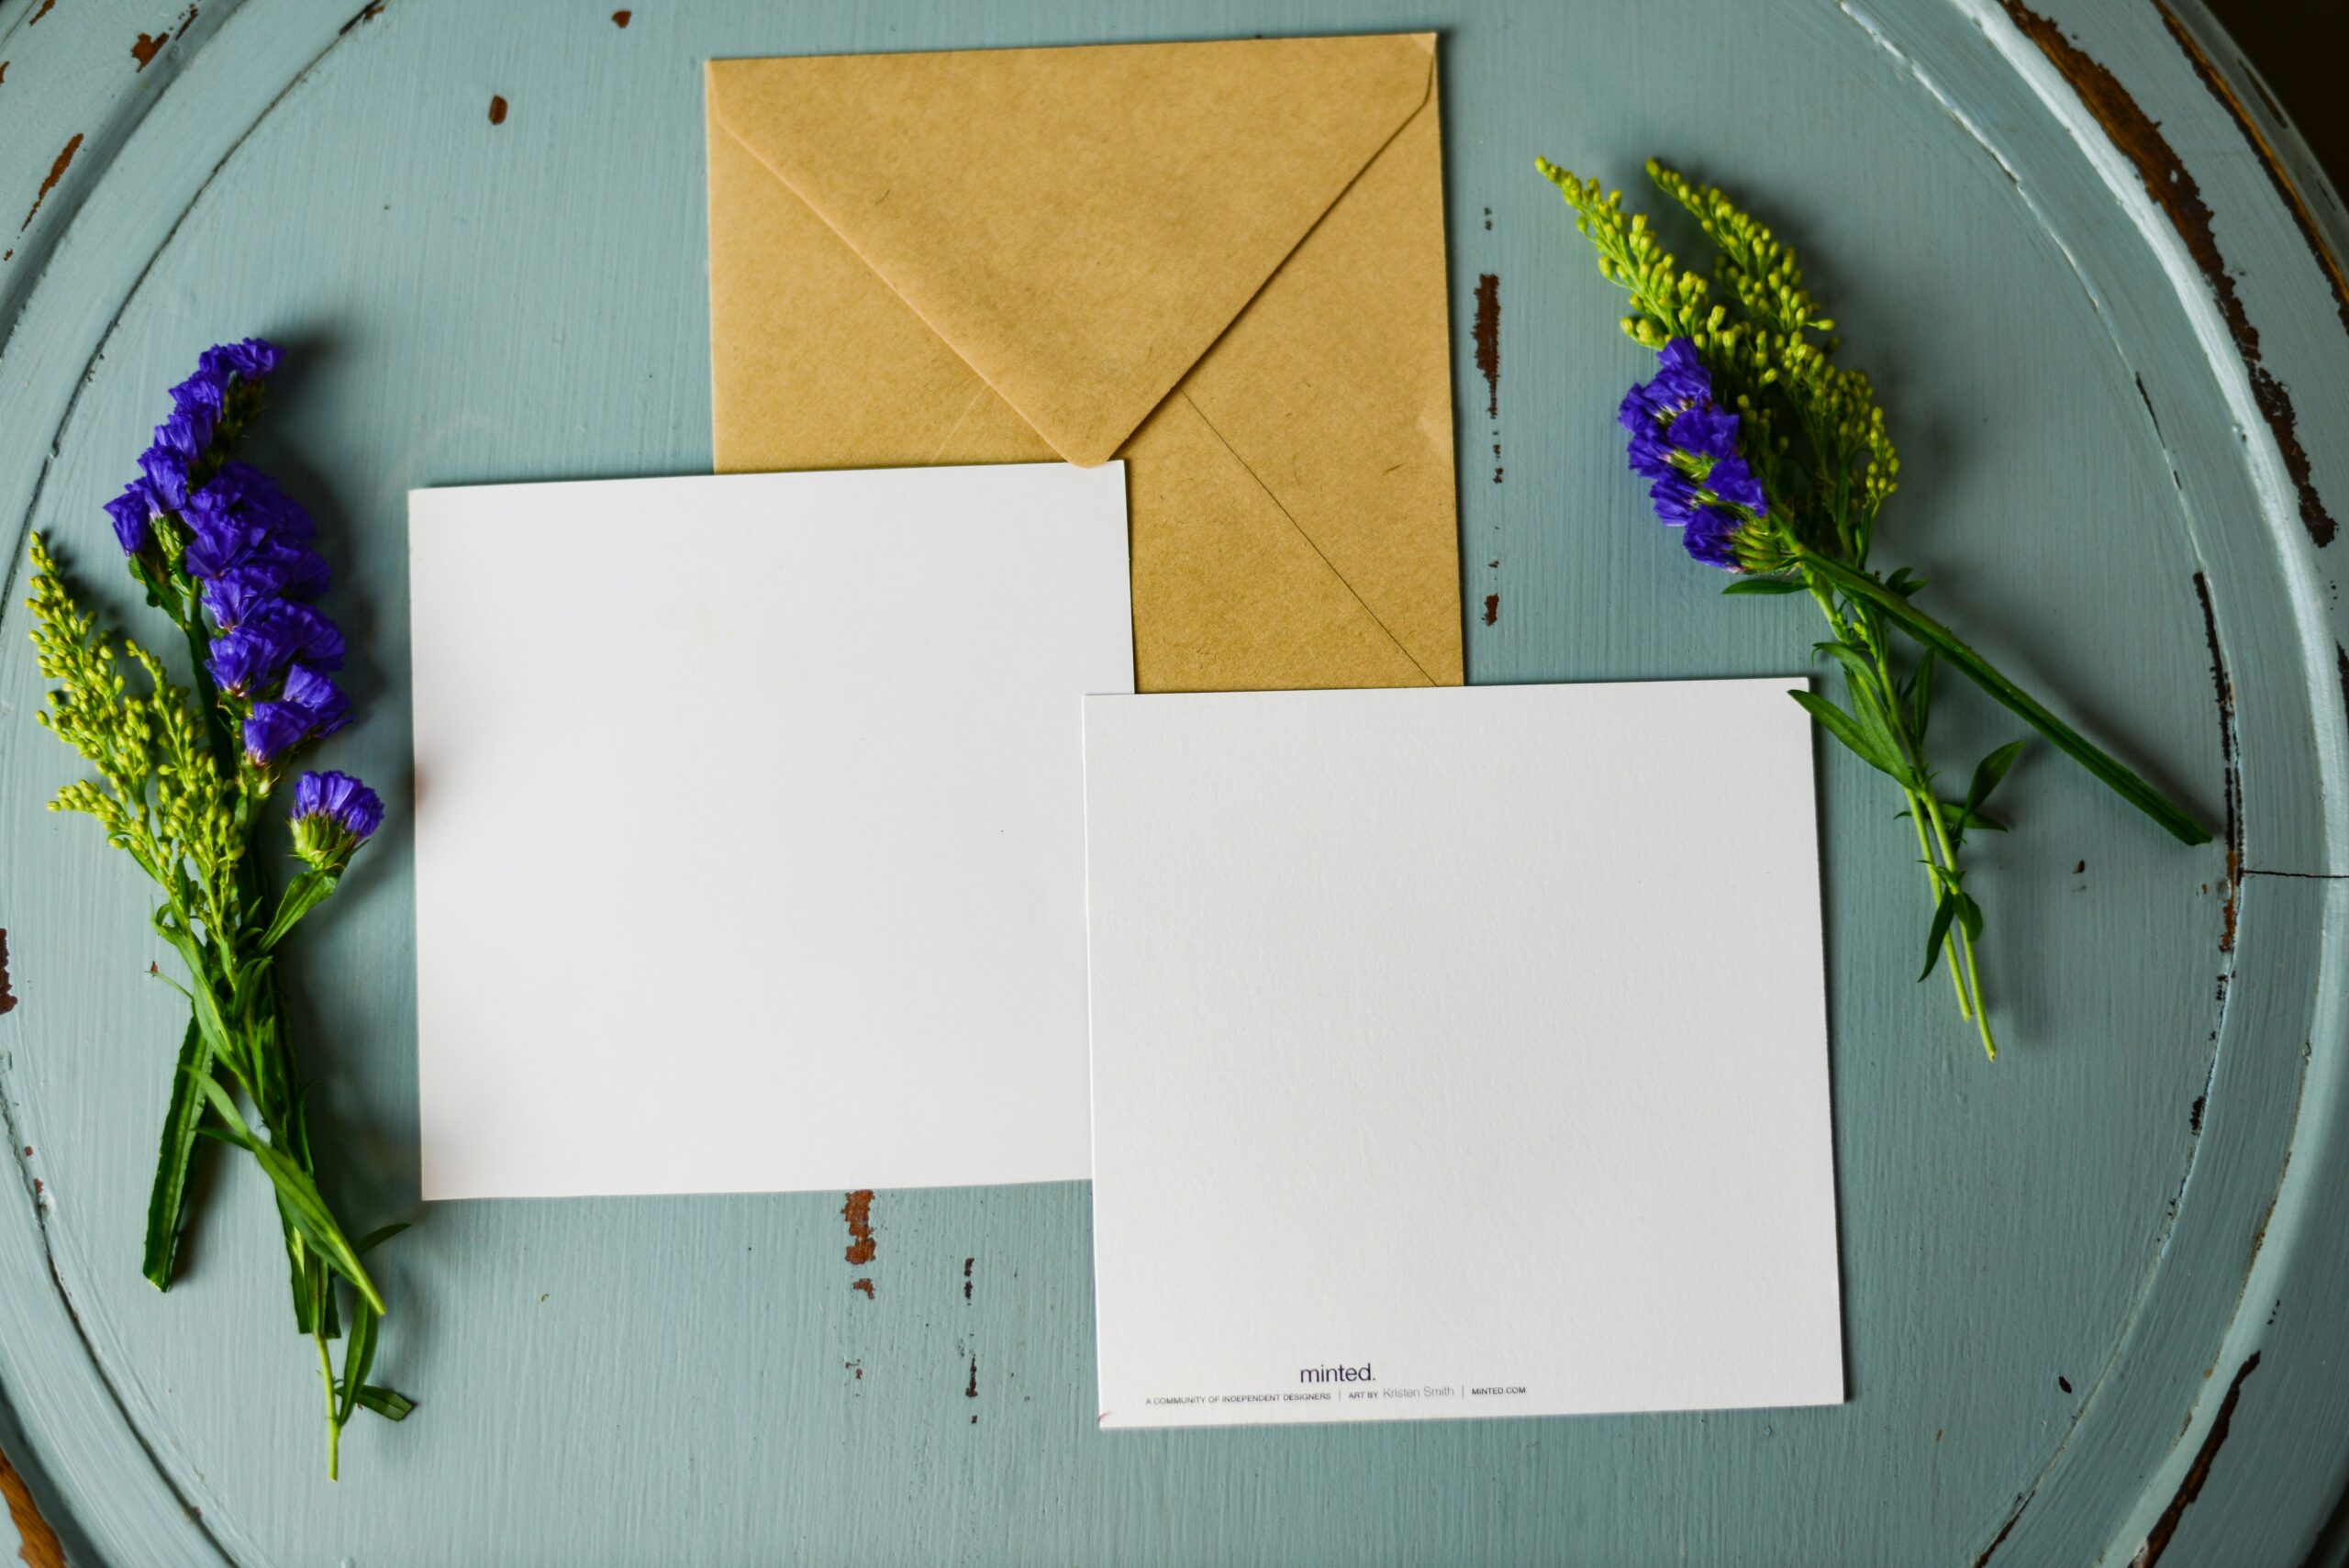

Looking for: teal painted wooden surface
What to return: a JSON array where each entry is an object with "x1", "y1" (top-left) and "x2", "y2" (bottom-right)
[{"x1": 1, "y1": 0, "x2": 2345, "y2": 1562}]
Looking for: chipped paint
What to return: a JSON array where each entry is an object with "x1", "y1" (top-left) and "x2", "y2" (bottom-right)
[
  {"x1": 611, "y1": 8, "x2": 630, "y2": 25},
  {"x1": 2001, "y1": 3, "x2": 2336, "y2": 549},
  {"x1": 130, "y1": 31, "x2": 164, "y2": 71},
  {"x1": 963, "y1": 1256, "x2": 973, "y2": 1302},
  {"x1": 1482, "y1": 593, "x2": 1498, "y2": 626},
  {"x1": 841, "y1": 1189, "x2": 874, "y2": 1265},
  {"x1": 1473, "y1": 273, "x2": 1503, "y2": 485},
  {"x1": 487, "y1": 95, "x2": 508, "y2": 126},
  {"x1": 27, "y1": 0, "x2": 54, "y2": 23},
  {"x1": 18, "y1": 133, "x2": 83, "y2": 234},
  {"x1": 0, "y1": 929, "x2": 14, "y2": 1014},
  {"x1": 2133, "y1": 1353, "x2": 2261, "y2": 1564},
  {"x1": 2150, "y1": 1, "x2": 2349, "y2": 339},
  {"x1": 849, "y1": 1277, "x2": 874, "y2": 1299},
  {"x1": 0, "y1": 1445, "x2": 63, "y2": 1568},
  {"x1": 1472, "y1": 273, "x2": 1500, "y2": 421}
]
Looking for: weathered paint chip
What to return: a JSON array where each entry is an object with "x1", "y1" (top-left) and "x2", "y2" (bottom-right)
[
  {"x1": 842, "y1": 1189, "x2": 875, "y2": 1265},
  {"x1": 20, "y1": 133, "x2": 83, "y2": 233}
]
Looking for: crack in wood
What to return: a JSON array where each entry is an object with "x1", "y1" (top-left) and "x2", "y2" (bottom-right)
[{"x1": 2190, "y1": 572, "x2": 2241, "y2": 951}]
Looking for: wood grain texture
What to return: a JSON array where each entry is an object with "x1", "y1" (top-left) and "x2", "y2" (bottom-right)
[{"x1": 0, "y1": 0, "x2": 2344, "y2": 1563}]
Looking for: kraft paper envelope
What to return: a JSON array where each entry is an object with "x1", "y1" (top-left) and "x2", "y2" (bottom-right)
[{"x1": 705, "y1": 33, "x2": 1464, "y2": 692}]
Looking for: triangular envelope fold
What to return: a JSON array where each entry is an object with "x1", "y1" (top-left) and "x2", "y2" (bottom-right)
[{"x1": 708, "y1": 35, "x2": 1434, "y2": 465}]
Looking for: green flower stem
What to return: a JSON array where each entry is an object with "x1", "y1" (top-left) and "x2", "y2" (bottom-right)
[
  {"x1": 1793, "y1": 547, "x2": 2213, "y2": 848},
  {"x1": 315, "y1": 1329, "x2": 342, "y2": 1481},
  {"x1": 1918, "y1": 783, "x2": 1999, "y2": 1060},
  {"x1": 1855, "y1": 603, "x2": 1999, "y2": 1059},
  {"x1": 1807, "y1": 578, "x2": 1975, "y2": 1020}
]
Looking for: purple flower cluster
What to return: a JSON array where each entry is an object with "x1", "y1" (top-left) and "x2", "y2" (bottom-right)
[
  {"x1": 104, "y1": 339, "x2": 354, "y2": 770},
  {"x1": 289, "y1": 770, "x2": 384, "y2": 869},
  {"x1": 1617, "y1": 338, "x2": 1768, "y2": 572}
]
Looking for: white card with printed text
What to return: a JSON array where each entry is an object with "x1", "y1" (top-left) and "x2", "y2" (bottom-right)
[
  {"x1": 1082, "y1": 680, "x2": 1843, "y2": 1428},
  {"x1": 410, "y1": 462, "x2": 1133, "y2": 1198}
]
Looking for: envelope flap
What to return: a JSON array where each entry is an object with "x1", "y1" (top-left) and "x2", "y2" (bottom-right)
[{"x1": 708, "y1": 35, "x2": 1435, "y2": 466}]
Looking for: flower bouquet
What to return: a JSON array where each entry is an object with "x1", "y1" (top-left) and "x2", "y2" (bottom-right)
[
  {"x1": 1539, "y1": 159, "x2": 2211, "y2": 1057},
  {"x1": 26, "y1": 339, "x2": 410, "y2": 1475}
]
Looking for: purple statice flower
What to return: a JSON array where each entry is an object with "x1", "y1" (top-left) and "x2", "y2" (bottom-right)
[
  {"x1": 1619, "y1": 337, "x2": 1769, "y2": 572},
  {"x1": 208, "y1": 602, "x2": 343, "y2": 699},
  {"x1": 279, "y1": 663, "x2": 351, "y2": 737},
  {"x1": 294, "y1": 770, "x2": 384, "y2": 839},
  {"x1": 201, "y1": 462, "x2": 317, "y2": 544},
  {"x1": 242, "y1": 701, "x2": 316, "y2": 767},
  {"x1": 104, "y1": 480, "x2": 161, "y2": 556},
  {"x1": 203, "y1": 338, "x2": 283, "y2": 383},
  {"x1": 108, "y1": 337, "x2": 284, "y2": 547},
  {"x1": 289, "y1": 768, "x2": 384, "y2": 870},
  {"x1": 1682, "y1": 506, "x2": 1748, "y2": 571},
  {"x1": 198, "y1": 564, "x2": 286, "y2": 631},
  {"x1": 206, "y1": 625, "x2": 292, "y2": 697},
  {"x1": 242, "y1": 664, "x2": 351, "y2": 767}
]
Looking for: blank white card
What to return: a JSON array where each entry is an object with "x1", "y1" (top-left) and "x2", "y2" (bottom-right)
[
  {"x1": 1083, "y1": 681, "x2": 1843, "y2": 1428},
  {"x1": 410, "y1": 464, "x2": 1133, "y2": 1198}
]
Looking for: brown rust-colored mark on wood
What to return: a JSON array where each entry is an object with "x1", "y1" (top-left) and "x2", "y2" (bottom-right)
[
  {"x1": 2335, "y1": 643, "x2": 2349, "y2": 736},
  {"x1": 130, "y1": 31, "x2": 165, "y2": 70},
  {"x1": 2001, "y1": 3, "x2": 2335, "y2": 549},
  {"x1": 1472, "y1": 273, "x2": 1500, "y2": 421},
  {"x1": 2134, "y1": 1351, "x2": 2260, "y2": 1564},
  {"x1": 0, "y1": 930, "x2": 15, "y2": 1014},
  {"x1": 487, "y1": 95, "x2": 508, "y2": 126},
  {"x1": 611, "y1": 8, "x2": 630, "y2": 25},
  {"x1": 850, "y1": 1277, "x2": 874, "y2": 1298},
  {"x1": 1482, "y1": 593, "x2": 1498, "y2": 627},
  {"x1": 841, "y1": 1189, "x2": 875, "y2": 1265},
  {"x1": 0, "y1": 1443, "x2": 65, "y2": 1568},
  {"x1": 19, "y1": 134, "x2": 83, "y2": 233},
  {"x1": 963, "y1": 1256, "x2": 973, "y2": 1302},
  {"x1": 2190, "y1": 573, "x2": 2241, "y2": 951},
  {"x1": 27, "y1": 0, "x2": 54, "y2": 23},
  {"x1": 2151, "y1": 0, "x2": 2349, "y2": 339}
]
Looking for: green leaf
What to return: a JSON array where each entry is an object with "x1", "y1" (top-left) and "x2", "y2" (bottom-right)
[
  {"x1": 1722, "y1": 575, "x2": 1807, "y2": 595},
  {"x1": 338, "y1": 1297, "x2": 381, "y2": 1427},
  {"x1": 1966, "y1": 740, "x2": 2029, "y2": 812},
  {"x1": 1910, "y1": 649, "x2": 1937, "y2": 740},
  {"x1": 1920, "y1": 893, "x2": 1960, "y2": 982},
  {"x1": 354, "y1": 1385, "x2": 415, "y2": 1422},
  {"x1": 141, "y1": 1013, "x2": 214, "y2": 1291},
  {"x1": 260, "y1": 869, "x2": 341, "y2": 951},
  {"x1": 1955, "y1": 891, "x2": 1986, "y2": 943},
  {"x1": 354, "y1": 1222, "x2": 410, "y2": 1256},
  {"x1": 1787, "y1": 689, "x2": 1906, "y2": 782},
  {"x1": 1796, "y1": 549, "x2": 2212, "y2": 846},
  {"x1": 184, "y1": 1071, "x2": 387, "y2": 1316}
]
